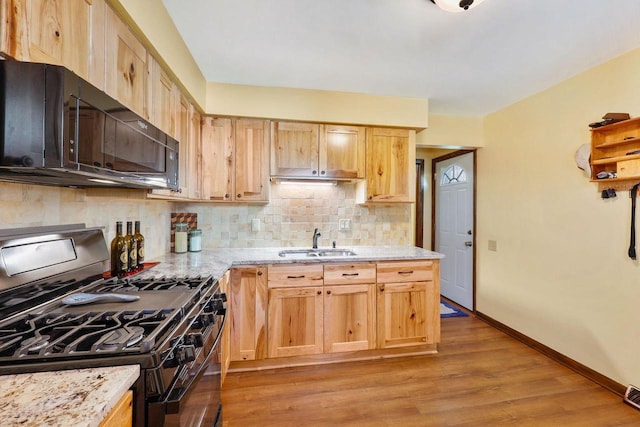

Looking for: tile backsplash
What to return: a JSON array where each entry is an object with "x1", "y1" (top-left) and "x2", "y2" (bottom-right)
[
  {"x1": 178, "y1": 183, "x2": 413, "y2": 248},
  {"x1": 1, "y1": 181, "x2": 413, "y2": 259}
]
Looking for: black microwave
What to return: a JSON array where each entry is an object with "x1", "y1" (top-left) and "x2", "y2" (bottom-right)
[{"x1": 0, "y1": 60, "x2": 178, "y2": 190}]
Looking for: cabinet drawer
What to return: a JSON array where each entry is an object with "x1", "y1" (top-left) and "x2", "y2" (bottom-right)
[
  {"x1": 617, "y1": 158, "x2": 640, "y2": 178},
  {"x1": 268, "y1": 264, "x2": 324, "y2": 288},
  {"x1": 324, "y1": 263, "x2": 376, "y2": 285},
  {"x1": 376, "y1": 261, "x2": 433, "y2": 283}
]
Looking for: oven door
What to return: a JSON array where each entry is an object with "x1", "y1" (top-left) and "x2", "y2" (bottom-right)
[{"x1": 150, "y1": 307, "x2": 225, "y2": 427}]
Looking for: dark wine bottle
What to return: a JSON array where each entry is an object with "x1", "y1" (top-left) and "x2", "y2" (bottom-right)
[
  {"x1": 134, "y1": 220, "x2": 145, "y2": 271},
  {"x1": 110, "y1": 221, "x2": 128, "y2": 278},
  {"x1": 126, "y1": 221, "x2": 137, "y2": 274}
]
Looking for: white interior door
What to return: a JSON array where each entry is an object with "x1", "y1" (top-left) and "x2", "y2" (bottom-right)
[{"x1": 435, "y1": 152, "x2": 474, "y2": 310}]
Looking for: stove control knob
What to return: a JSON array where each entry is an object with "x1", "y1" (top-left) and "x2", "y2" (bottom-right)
[
  {"x1": 176, "y1": 345, "x2": 196, "y2": 364},
  {"x1": 185, "y1": 333, "x2": 204, "y2": 348}
]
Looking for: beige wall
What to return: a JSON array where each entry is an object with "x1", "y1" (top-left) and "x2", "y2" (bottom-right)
[
  {"x1": 417, "y1": 114, "x2": 485, "y2": 148},
  {"x1": 206, "y1": 82, "x2": 429, "y2": 128},
  {"x1": 478, "y1": 47, "x2": 640, "y2": 386}
]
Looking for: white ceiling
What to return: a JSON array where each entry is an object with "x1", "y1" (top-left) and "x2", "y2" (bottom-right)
[{"x1": 161, "y1": 0, "x2": 640, "y2": 116}]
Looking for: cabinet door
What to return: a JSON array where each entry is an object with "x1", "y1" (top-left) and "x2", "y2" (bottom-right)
[
  {"x1": 324, "y1": 283, "x2": 376, "y2": 353},
  {"x1": 271, "y1": 121, "x2": 320, "y2": 177},
  {"x1": 148, "y1": 56, "x2": 174, "y2": 135},
  {"x1": 105, "y1": 6, "x2": 147, "y2": 117},
  {"x1": 320, "y1": 125, "x2": 365, "y2": 179},
  {"x1": 188, "y1": 107, "x2": 203, "y2": 200},
  {"x1": 268, "y1": 286, "x2": 323, "y2": 358},
  {"x1": 1, "y1": 0, "x2": 95, "y2": 82},
  {"x1": 376, "y1": 280, "x2": 438, "y2": 349},
  {"x1": 230, "y1": 266, "x2": 267, "y2": 361},
  {"x1": 175, "y1": 90, "x2": 191, "y2": 196},
  {"x1": 219, "y1": 271, "x2": 231, "y2": 384},
  {"x1": 235, "y1": 119, "x2": 270, "y2": 202},
  {"x1": 99, "y1": 390, "x2": 132, "y2": 427},
  {"x1": 358, "y1": 128, "x2": 415, "y2": 203},
  {"x1": 202, "y1": 117, "x2": 234, "y2": 201}
]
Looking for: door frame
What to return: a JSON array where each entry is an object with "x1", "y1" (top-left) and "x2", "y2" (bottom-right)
[
  {"x1": 415, "y1": 159, "x2": 425, "y2": 248},
  {"x1": 431, "y1": 149, "x2": 477, "y2": 312}
]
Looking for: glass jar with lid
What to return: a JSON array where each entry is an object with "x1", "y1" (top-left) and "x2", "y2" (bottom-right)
[
  {"x1": 174, "y1": 222, "x2": 188, "y2": 253},
  {"x1": 189, "y1": 229, "x2": 202, "y2": 252}
]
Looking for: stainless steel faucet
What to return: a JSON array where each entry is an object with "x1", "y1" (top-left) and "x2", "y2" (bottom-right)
[{"x1": 312, "y1": 228, "x2": 321, "y2": 249}]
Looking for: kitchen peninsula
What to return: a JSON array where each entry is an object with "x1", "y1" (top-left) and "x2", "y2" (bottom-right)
[{"x1": 141, "y1": 246, "x2": 443, "y2": 372}]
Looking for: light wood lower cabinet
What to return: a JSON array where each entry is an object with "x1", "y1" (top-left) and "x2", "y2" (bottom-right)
[
  {"x1": 376, "y1": 261, "x2": 440, "y2": 349},
  {"x1": 230, "y1": 260, "x2": 439, "y2": 365},
  {"x1": 229, "y1": 266, "x2": 267, "y2": 361},
  {"x1": 267, "y1": 264, "x2": 324, "y2": 358},
  {"x1": 99, "y1": 390, "x2": 132, "y2": 427},
  {"x1": 219, "y1": 270, "x2": 231, "y2": 384},
  {"x1": 323, "y1": 263, "x2": 376, "y2": 353},
  {"x1": 268, "y1": 285, "x2": 324, "y2": 357}
]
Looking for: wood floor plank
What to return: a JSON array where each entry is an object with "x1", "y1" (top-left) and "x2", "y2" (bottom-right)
[{"x1": 221, "y1": 316, "x2": 639, "y2": 426}]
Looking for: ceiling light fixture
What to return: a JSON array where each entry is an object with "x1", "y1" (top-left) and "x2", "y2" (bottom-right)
[{"x1": 430, "y1": 0, "x2": 485, "y2": 13}]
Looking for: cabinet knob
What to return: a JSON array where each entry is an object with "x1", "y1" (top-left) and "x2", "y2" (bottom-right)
[
  {"x1": 257, "y1": 271, "x2": 263, "y2": 276},
  {"x1": 317, "y1": 290, "x2": 322, "y2": 295},
  {"x1": 326, "y1": 290, "x2": 331, "y2": 295},
  {"x1": 224, "y1": 193, "x2": 230, "y2": 199},
  {"x1": 320, "y1": 170, "x2": 326, "y2": 175},
  {"x1": 237, "y1": 194, "x2": 242, "y2": 198},
  {"x1": 312, "y1": 170, "x2": 317, "y2": 175}
]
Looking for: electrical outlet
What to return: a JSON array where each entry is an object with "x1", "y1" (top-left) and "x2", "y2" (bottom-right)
[
  {"x1": 339, "y1": 219, "x2": 351, "y2": 231},
  {"x1": 488, "y1": 240, "x2": 497, "y2": 251},
  {"x1": 251, "y1": 218, "x2": 261, "y2": 232}
]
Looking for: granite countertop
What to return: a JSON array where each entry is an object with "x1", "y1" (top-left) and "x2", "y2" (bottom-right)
[
  {"x1": 138, "y1": 246, "x2": 444, "y2": 279},
  {"x1": 0, "y1": 365, "x2": 139, "y2": 427}
]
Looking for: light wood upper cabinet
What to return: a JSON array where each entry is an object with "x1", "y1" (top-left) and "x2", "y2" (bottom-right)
[
  {"x1": 201, "y1": 118, "x2": 270, "y2": 203},
  {"x1": 0, "y1": 0, "x2": 105, "y2": 88},
  {"x1": 201, "y1": 117, "x2": 234, "y2": 201},
  {"x1": 271, "y1": 121, "x2": 320, "y2": 177},
  {"x1": 104, "y1": 6, "x2": 147, "y2": 118},
  {"x1": 271, "y1": 121, "x2": 365, "y2": 180},
  {"x1": 235, "y1": 119, "x2": 270, "y2": 202},
  {"x1": 188, "y1": 107, "x2": 203, "y2": 200},
  {"x1": 148, "y1": 55, "x2": 175, "y2": 136},
  {"x1": 320, "y1": 125, "x2": 365, "y2": 179},
  {"x1": 230, "y1": 266, "x2": 267, "y2": 361},
  {"x1": 356, "y1": 127, "x2": 416, "y2": 204}
]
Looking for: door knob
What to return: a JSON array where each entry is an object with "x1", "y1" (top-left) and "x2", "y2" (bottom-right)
[{"x1": 465, "y1": 241, "x2": 473, "y2": 247}]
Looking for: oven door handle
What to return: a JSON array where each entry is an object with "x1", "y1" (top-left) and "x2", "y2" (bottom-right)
[{"x1": 163, "y1": 306, "x2": 227, "y2": 414}]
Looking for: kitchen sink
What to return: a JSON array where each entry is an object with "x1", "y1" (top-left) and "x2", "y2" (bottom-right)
[{"x1": 278, "y1": 249, "x2": 357, "y2": 257}]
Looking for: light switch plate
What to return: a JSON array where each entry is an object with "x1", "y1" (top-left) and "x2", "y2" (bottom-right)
[
  {"x1": 339, "y1": 219, "x2": 351, "y2": 231},
  {"x1": 488, "y1": 240, "x2": 497, "y2": 251},
  {"x1": 251, "y1": 218, "x2": 261, "y2": 232}
]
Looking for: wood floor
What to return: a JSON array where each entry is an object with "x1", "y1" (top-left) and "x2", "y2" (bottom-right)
[{"x1": 221, "y1": 315, "x2": 640, "y2": 426}]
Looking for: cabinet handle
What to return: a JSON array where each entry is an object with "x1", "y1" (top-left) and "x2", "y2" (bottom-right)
[
  {"x1": 287, "y1": 275, "x2": 305, "y2": 279},
  {"x1": 326, "y1": 290, "x2": 331, "y2": 295},
  {"x1": 379, "y1": 284, "x2": 385, "y2": 292},
  {"x1": 342, "y1": 273, "x2": 359, "y2": 277},
  {"x1": 398, "y1": 271, "x2": 414, "y2": 275}
]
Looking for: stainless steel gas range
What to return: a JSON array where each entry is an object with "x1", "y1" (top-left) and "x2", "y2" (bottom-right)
[{"x1": 0, "y1": 224, "x2": 226, "y2": 426}]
